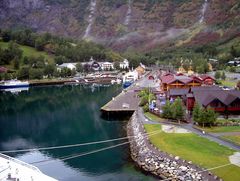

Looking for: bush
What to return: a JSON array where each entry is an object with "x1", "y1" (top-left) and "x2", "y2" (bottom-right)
[
  {"x1": 162, "y1": 100, "x2": 173, "y2": 119},
  {"x1": 17, "y1": 67, "x2": 29, "y2": 80},
  {"x1": 143, "y1": 104, "x2": 149, "y2": 112},
  {"x1": 29, "y1": 68, "x2": 44, "y2": 79},
  {"x1": 193, "y1": 104, "x2": 217, "y2": 127}
]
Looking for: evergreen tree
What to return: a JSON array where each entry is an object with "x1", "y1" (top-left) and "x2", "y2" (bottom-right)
[
  {"x1": 199, "y1": 108, "x2": 207, "y2": 127},
  {"x1": 205, "y1": 108, "x2": 217, "y2": 126},
  {"x1": 162, "y1": 100, "x2": 173, "y2": 119},
  {"x1": 192, "y1": 103, "x2": 201, "y2": 123},
  {"x1": 172, "y1": 97, "x2": 185, "y2": 122}
]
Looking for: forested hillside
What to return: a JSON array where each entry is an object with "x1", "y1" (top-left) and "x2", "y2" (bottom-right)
[{"x1": 0, "y1": 0, "x2": 239, "y2": 51}]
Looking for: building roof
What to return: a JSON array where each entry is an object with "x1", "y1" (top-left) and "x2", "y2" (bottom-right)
[
  {"x1": 169, "y1": 88, "x2": 189, "y2": 96},
  {"x1": 58, "y1": 63, "x2": 77, "y2": 67},
  {"x1": 190, "y1": 85, "x2": 221, "y2": 93},
  {"x1": 161, "y1": 74, "x2": 197, "y2": 85},
  {"x1": 199, "y1": 74, "x2": 215, "y2": 81},
  {"x1": 193, "y1": 90, "x2": 240, "y2": 106}
]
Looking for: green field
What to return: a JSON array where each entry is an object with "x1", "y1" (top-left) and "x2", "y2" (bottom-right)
[
  {"x1": 144, "y1": 112, "x2": 165, "y2": 122},
  {"x1": 201, "y1": 126, "x2": 240, "y2": 133},
  {"x1": 222, "y1": 135, "x2": 240, "y2": 146},
  {"x1": 221, "y1": 80, "x2": 237, "y2": 87},
  {"x1": 144, "y1": 124, "x2": 240, "y2": 181},
  {"x1": 0, "y1": 41, "x2": 55, "y2": 64}
]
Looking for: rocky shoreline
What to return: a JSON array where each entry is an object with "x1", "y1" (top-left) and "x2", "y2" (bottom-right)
[{"x1": 127, "y1": 111, "x2": 221, "y2": 181}]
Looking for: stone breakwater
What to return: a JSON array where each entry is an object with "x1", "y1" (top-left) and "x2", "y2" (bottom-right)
[{"x1": 127, "y1": 112, "x2": 220, "y2": 181}]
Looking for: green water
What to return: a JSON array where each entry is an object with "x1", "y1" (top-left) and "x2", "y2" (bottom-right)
[{"x1": 0, "y1": 85, "x2": 156, "y2": 181}]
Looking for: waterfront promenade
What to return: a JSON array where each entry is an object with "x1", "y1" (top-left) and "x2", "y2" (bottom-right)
[
  {"x1": 101, "y1": 70, "x2": 159, "y2": 113},
  {"x1": 101, "y1": 88, "x2": 139, "y2": 112}
]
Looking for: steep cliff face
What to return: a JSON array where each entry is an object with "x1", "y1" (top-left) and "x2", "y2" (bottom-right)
[{"x1": 0, "y1": 0, "x2": 239, "y2": 51}]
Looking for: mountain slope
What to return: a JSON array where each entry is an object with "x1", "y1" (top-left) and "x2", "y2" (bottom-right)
[{"x1": 0, "y1": 0, "x2": 239, "y2": 51}]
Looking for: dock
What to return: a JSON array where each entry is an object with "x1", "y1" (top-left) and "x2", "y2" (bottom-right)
[
  {"x1": 101, "y1": 88, "x2": 140, "y2": 112},
  {"x1": 29, "y1": 77, "x2": 117, "y2": 87}
]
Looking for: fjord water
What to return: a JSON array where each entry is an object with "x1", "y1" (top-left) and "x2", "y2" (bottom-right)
[{"x1": 0, "y1": 85, "x2": 155, "y2": 181}]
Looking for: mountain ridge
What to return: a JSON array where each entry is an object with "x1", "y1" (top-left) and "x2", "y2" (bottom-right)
[{"x1": 0, "y1": 0, "x2": 239, "y2": 51}]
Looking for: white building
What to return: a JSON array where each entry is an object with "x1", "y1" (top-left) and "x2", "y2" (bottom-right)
[
  {"x1": 122, "y1": 70, "x2": 138, "y2": 83},
  {"x1": 100, "y1": 62, "x2": 114, "y2": 70},
  {"x1": 119, "y1": 59, "x2": 129, "y2": 69},
  {"x1": 57, "y1": 63, "x2": 77, "y2": 71}
]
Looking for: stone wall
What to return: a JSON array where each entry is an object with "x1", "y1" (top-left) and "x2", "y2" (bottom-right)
[{"x1": 127, "y1": 111, "x2": 220, "y2": 181}]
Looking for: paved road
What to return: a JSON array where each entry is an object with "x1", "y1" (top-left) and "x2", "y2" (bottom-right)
[
  {"x1": 138, "y1": 108, "x2": 240, "y2": 151},
  {"x1": 137, "y1": 70, "x2": 160, "y2": 88}
]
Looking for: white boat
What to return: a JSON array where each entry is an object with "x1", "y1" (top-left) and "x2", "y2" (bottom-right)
[
  {"x1": 0, "y1": 153, "x2": 58, "y2": 181},
  {"x1": 2, "y1": 87, "x2": 29, "y2": 93},
  {"x1": 0, "y1": 80, "x2": 29, "y2": 89}
]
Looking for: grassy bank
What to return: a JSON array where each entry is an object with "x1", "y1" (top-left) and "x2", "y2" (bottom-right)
[
  {"x1": 222, "y1": 135, "x2": 240, "y2": 146},
  {"x1": 144, "y1": 112, "x2": 165, "y2": 122},
  {"x1": 220, "y1": 80, "x2": 237, "y2": 87},
  {"x1": 0, "y1": 41, "x2": 55, "y2": 65},
  {"x1": 144, "y1": 124, "x2": 240, "y2": 181},
  {"x1": 199, "y1": 126, "x2": 240, "y2": 133}
]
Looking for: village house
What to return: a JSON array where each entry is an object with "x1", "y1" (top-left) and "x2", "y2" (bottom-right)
[
  {"x1": 99, "y1": 62, "x2": 114, "y2": 70},
  {"x1": 190, "y1": 89, "x2": 240, "y2": 115},
  {"x1": 228, "y1": 57, "x2": 240, "y2": 67},
  {"x1": 198, "y1": 75, "x2": 215, "y2": 85},
  {"x1": 160, "y1": 73, "x2": 215, "y2": 91},
  {"x1": 119, "y1": 59, "x2": 129, "y2": 69},
  {"x1": 135, "y1": 63, "x2": 146, "y2": 78},
  {"x1": 57, "y1": 63, "x2": 77, "y2": 71},
  {"x1": 167, "y1": 86, "x2": 240, "y2": 116},
  {"x1": 122, "y1": 70, "x2": 138, "y2": 83},
  {"x1": 160, "y1": 73, "x2": 202, "y2": 91}
]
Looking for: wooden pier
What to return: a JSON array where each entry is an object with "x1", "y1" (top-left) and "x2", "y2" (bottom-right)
[{"x1": 101, "y1": 88, "x2": 140, "y2": 113}]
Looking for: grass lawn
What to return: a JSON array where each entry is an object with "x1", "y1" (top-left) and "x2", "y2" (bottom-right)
[
  {"x1": 200, "y1": 126, "x2": 240, "y2": 133},
  {"x1": 221, "y1": 80, "x2": 236, "y2": 87},
  {"x1": 222, "y1": 135, "x2": 240, "y2": 146},
  {"x1": 144, "y1": 112, "x2": 165, "y2": 122},
  {"x1": 144, "y1": 124, "x2": 240, "y2": 181},
  {"x1": 0, "y1": 41, "x2": 55, "y2": 64}
]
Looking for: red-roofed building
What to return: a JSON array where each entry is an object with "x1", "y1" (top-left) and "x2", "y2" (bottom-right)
[
  {"x1": 199, "y1": 75, "x2": 215, "y2": 85},
  {"x1": 0, "y1": 67, "x2": 7, "y2": 73},
  {"x1": 191, "y1": 90, "x2": 240, "y2": 115},
  {"x1": 160, "y1": 74, "x2": 202, "y2": 91}
]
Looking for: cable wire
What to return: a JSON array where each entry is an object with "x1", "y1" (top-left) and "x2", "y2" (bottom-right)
[
  {"x1": 30, "y1": 129, "x2": 162, "y2": 166},
  {"x1": 0, "y1": 129, "x2": 160, "y2": 154}
]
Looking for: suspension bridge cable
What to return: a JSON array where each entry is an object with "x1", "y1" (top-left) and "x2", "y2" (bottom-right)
[
  {"x1": 30, "y1": 129, "x2": 162, "y2": 166},
  {"x1": 0, "y1": 128, "x2": 161, "y2": 154}
]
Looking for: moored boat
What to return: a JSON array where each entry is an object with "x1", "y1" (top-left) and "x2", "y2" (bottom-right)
[
  {"x1": 123, "y1": 80, "x2": 133, "y2": 88},
  {"x1": 0, "y1": 80, "x2": 29, "y2": 89}
]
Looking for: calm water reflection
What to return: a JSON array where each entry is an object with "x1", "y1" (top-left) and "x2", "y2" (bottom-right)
[{"x1": 0, "y1": 85, "x2": 156, "y2": 181}]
